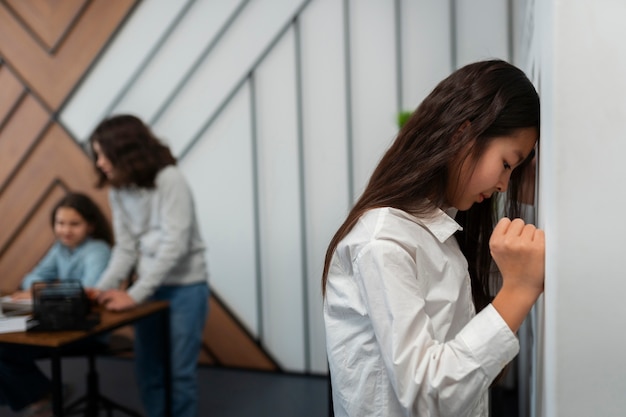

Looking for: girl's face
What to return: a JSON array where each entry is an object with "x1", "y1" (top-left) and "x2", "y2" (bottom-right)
[
  {"x1": 54, "y1": 207, "x2": 93, "y2": 249},
  {"x1": 448, "y1": 127, "x2": 538, "y2": 211},
  {"x1": 92, "y1": 141, "x2": 115, "y2": 180}
]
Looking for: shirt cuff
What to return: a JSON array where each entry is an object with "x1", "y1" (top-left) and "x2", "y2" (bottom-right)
[{"x1": 458, "y1": 304, "x2": 520, "y2": 378}]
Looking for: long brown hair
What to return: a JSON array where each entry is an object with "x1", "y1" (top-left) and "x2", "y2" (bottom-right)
[
  {"x1": 89, "y1": 114, "x2": 177, "y2": 189},
  {"x1": 322, "y1": 60, "x2": 540, "y2": 312}
]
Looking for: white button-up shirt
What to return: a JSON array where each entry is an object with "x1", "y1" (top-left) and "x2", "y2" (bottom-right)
[{"x1": 324, "y1": 207, "x2": 519, "y2": 417}]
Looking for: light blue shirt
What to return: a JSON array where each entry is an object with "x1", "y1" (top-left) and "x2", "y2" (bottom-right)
[{"x1": 21, "y1": 238, "x2": 112, "y2": 290}]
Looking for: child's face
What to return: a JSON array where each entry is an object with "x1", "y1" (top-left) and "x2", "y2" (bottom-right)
[
  {"x1": 54, "y1": 207, "x2": 92, "y2": 249},
  {"x1": 92, "y1": 141, "x2": 115, "y2": 180},
  {"x1": 449, "y1": 127, "x2": 537, "y2": 211}
]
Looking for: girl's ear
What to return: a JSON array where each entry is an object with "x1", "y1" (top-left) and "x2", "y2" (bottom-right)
[
  {"x1": 87, "y1": 223, "x2": 95, "y2": 236},
  {"x1": 456, "y1": 120, "x2": 471, "y2": 138}
]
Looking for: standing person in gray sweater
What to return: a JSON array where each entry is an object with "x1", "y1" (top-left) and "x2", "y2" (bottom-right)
[{"x1": 88, "y1": 114, "x2": 209, "y2": 417}]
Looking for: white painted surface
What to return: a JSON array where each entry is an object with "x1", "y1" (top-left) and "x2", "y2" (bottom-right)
[
  {"x1": 180, "y1": 84, "x2": 259, "y2": 336},
  {"x1": 348, "y1": 0, "x2": 398, "y2": 200},
  {"x1": 299, "y1": 0, "x2": 350, "y2": 373},
  {"x1": 537, "y1": 1, "x2": 626, "y2": 416},
  {"x1": 400, "y1": 0, "x2": 452, "y2": 110},
  {"x1": 254, "y1": 28, "x2": 306, "y2": 370},
  {"x1": 153, "y1": 0, "x2": 307, "y2": 156},
  {"x1": 113, "y1": 0, "x2": 245, "y2": 124},
  {"x1": 455, "y1": 0, "x2": 509, "y2": 67},
  {"x1": 60, "y1": 0, "x2": 193, "y2": 141}
]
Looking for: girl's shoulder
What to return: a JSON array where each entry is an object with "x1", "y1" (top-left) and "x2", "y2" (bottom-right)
[
  {"x1": 155, "y1": 165, "x2": 190, "y2": 189},
  {"x1": 78, "y1": 238, "x2": 112, "y2": 252},
  {"x1": 360, "y1": 207, "x2": 432, "y2": 229},
  {"x1": 356, "y1": 207, "x2": 460, "y2": 244}
]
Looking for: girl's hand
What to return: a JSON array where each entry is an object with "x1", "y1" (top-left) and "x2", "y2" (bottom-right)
[
  {"x1": 490, "y1": 217, "x2": 545, "y2": 332},
  {"x1": 84, "y1": 288, "x2": 101, "y2": 301},
  {"x1": 11, "y1": 290, "x2": 31, "y2": 300},
  {"x1": 490, "y1": 217, "x2": 545, "y2": 297},
  {"x1": 97, "y1": 289, "x2": 137, "y2": 311}
]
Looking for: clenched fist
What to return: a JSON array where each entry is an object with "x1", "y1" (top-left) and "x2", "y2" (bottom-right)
[{"x1": 490, "y1": 217, "x2": 545, "y2": 332}]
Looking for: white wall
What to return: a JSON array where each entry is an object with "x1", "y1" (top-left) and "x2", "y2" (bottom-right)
[
  {"x1": 59, "y1": 0, "x2": 513, "y2": 374},
  {"x1": 536, "y1": 1, "x2": 626, "y2": 416}
]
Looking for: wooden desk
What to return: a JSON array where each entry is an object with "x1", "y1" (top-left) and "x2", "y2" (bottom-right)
[{"x1": 0, "y1": 301, "x2": 171, "y2": 417}]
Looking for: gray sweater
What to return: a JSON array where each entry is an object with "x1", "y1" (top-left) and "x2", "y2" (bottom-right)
[{"x1": 97, "y1": 165, "x2": 209, "y2": 302}]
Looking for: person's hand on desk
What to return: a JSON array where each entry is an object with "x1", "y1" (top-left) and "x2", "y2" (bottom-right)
[
  {"x1": 84, "y1": 287, "x2": 101, "y2": 301},
  {"x1": 97, "y1": 289, "x2": 137, "y2": 311}
]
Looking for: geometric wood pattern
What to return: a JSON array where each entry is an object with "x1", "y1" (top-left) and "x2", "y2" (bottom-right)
[
  {"x1": 3, "y1": 0, "x2": 89, "y2": 51},
  {"x1": 0, "y1": 0, "x2": 279, "y2": 371},
  {"x1": 0, "y1": 0, "x2": 136, "y2": 109},
  {"x1": 202, "y1": 296, "x2": 277, "y2": 370},
  {"x1": 0, "y1": 119, "x2": 110, "y2": 292}
]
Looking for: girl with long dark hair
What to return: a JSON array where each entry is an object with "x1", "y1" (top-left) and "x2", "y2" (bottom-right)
[{"x1": 323, "y1": 60, "x2": 544, "y2": 417}]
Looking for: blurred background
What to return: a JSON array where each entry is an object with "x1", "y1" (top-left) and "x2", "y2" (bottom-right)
[{"x1": 2, "y1": 1, "x2": 626, "y2": 416}]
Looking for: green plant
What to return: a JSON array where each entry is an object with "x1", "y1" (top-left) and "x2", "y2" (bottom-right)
[{"x1": 397, "y1": 110, "x2": 412, "y2": 129}]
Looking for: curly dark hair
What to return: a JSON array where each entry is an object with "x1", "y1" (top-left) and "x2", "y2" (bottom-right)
[
  {"x1": 89, "y1": 114, "x2": 176, "y2": 188},
  {"x1": 322, "y1": 59, "x2": 540, "y2": 312},
  {"x1": 51, "y1": 192, "x2": 114, "y2": 246}
]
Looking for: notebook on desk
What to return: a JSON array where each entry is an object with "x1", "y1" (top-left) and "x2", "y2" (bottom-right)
[
  {"x1": 0, "y1": 295, "x2": 33, "y2": 313},
  {"x1": 0, "y1": 297, "x2": 30, "y2": 333}
]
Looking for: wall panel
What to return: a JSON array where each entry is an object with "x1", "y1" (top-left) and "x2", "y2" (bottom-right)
[
  {"x1": 255, "y1": 28, "x2": 305, "y2": 371},
  {"x1": 180, "y1": 83, "x2": 259, "y2": 337},
  {"x1": 0, "y1": 65, "x2": 24, "y2": 122},
  {"x1": 400, "y1": 0, "x2": 452, "y2": 110},
  {"x1": 299, "y1": 0, "x2": 350, "y2": 373},
  {"x1": 113, "y1": 0, "x2": 246, "y2": 124},
  {"x1": 60, "y1": 0, "x2": 193, "y2": 140},
  {"x1": 153, "y1": 0, "x2": 308, "y2": 156},
  {"x1": 348, "y1": 0, "x2": 398, "y2": 199},
  {"x1": 0, "y1": 0, "x2": 136, "y2": 109},
  {"x1": 454, "y1": 0, "x2": 509, "y2": 67}
]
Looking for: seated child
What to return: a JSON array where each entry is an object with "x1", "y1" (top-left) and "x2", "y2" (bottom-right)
[{"x1": 0, "y1": 192, "x2": 113, "y2": 417}]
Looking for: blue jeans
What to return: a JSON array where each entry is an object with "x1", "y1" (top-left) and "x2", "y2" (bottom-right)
[{"x1": 134, "y1": 282, "x2": 209, "y2": 417}]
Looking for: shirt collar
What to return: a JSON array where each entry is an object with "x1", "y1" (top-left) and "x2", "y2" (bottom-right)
[
  {"x1": 59, "y1": 237, "x2": 92, "y2": 254},
  {"x1": 409, "y1": 207, "x2": 462, "y2": 243}
]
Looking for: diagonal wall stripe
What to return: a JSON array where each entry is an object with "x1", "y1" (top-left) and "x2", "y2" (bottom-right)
[{"x1": 0, "y1": 0, "x2": 136, "y2": 109}]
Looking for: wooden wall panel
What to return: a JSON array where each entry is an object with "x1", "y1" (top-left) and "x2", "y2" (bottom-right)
[
  {"x1": 203, "y1": 297, "x2": 278, "y2": 370},
  {"x1": 0, "y1": 94, "x2": 48, "y2": 185},
  {"x1": 0, "y1": 184, "x2": 66, "y2": 294},
  {"x1": 3, "y1": 0, "x2": 88, "y2": 51},
  {"x1": 0, "y1": 65, "x2": 24, "y2": 122},
  {"x1": 0, "y1": 0, "x2": 136, "y2": 109},
  {"x1": 0, "y1": 123, "x2": 110, "y2": 292}
]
